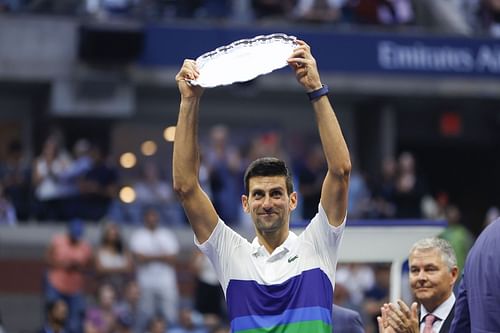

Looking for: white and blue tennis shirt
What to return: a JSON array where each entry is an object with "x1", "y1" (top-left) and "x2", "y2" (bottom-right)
[{"x1": 197, "y1": 204, "x2": 345, "y2": 333}]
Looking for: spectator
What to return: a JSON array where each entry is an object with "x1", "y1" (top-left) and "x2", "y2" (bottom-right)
[
  {"x1": 363, "y1": 264, "x2": 390, "y2": 333},
  {"x1": 0, "y1": 139, "x2": 31, "y2": 221},
  {"x1": 95, "y1": 222, "x2": 134, "y2": 292},
  {"x1": 439, "y1": 204, "x2": 474, "y2": 274},
  {"x1": 370, "y1": 156, "x2": 397, "y2": 218},
  {"x1": 483, "y1": 205, "x2": 500, "y2": 227},
  {"x1": 79, "y1": 145, "x2": 118, "y2": 221},
  {"x1": 45, "y1": 219, "x2": 93, "y2": 333},
  {"x1": 394, "y1": 152, "x2": 427, "y2": 218},
  {"x1": 297, "y1": 144, "x2": 326, "y2": 220},
  {"x1": 114, "y1": 280, "x2": 140, "y2": 330},
  {"x1": 0, "y1": 184, "x2": 17, "y2": 225},
  {"x1": 347, "y1": 167, "x2": 371, "y2": 219},
  {"x1": 84, "y1": 283, "x2": 118, "y2": 333},
  {"x1": 336, "y1": 263, "x2": 375, "y2": 308},
  {"x1": 60, "y1": 139, "x2": 93, "y2": 220},
  {"x1": 32, "y1": 135, "x2": 73, "y2": 221},
  {"x1": 133, "y1": 161, "x2": 181, "y2": 226},
  {"x1": 130, "y1": 207, "x2": 180, "y2": 329},
  {"x1": 205, "y1": 125, "x2": 242, "y2": 226},
  {"x1": 39, "y1": 298, "x2": 69, "y2": 333}
]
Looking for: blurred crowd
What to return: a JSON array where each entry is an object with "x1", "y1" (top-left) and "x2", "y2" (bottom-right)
[
  {"x1": 1, "y1": 125, "x2": 498, "y2": 228},
  {"x1": 0, "y1": 0, "x2": 500, "y2": 37},
  {"x1": 41, "y1": 215, "x2": 229, "y2": 333}
]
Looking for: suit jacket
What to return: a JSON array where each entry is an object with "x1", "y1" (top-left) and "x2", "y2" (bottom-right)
[
  {"x1": 439, "y1": 304, "x2": 455, "y2": 333},
  {"x1": 450, "y1": 218, "x2": 500, "y2": 333},
  {"x1": 332, "y1": 304, "x2": 364, "y2": 333}
]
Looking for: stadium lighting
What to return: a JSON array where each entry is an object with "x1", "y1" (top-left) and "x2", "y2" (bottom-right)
[
  {"x1": 141, "y1": 140, "x2": 157, "y2": 156},
  {"x1": 163, "y1": 126, "x2": 176, "y2": 142},
  {"x1": 120, "y1": 152, "x2": 137, "y2": 168},
  {"x1": 119, "y1": 186, "x2": 136, "y2": 203}
]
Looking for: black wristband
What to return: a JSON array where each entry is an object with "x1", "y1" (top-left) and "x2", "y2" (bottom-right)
[{"x1": 307, "y1": 84, "x2": 329, "y2": 101}]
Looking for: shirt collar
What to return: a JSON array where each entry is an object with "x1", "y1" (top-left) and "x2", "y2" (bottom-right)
[
  {"x1": 251, "y1": 231, "x2": 298, "y2": 259},
  {"x1": 420, "y1": 293, "x2": 456, "y2": 322}
]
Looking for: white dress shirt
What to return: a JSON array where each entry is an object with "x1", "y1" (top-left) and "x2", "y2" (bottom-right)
[{"x1": 419, "y1": 293, "x2": 455, "y2": 332}]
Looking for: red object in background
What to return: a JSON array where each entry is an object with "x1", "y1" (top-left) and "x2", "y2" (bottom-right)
[{"x1": 440, "y1": 112, "x2": 462, "y2": 137}]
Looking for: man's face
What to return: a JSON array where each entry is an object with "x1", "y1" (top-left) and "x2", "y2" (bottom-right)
[
  {"x1": 409, "y1": 248, "x2": 458, "y2": 311},
  {"x1": 144, "y1": 210, "x2": 159, "y2": 230},
  {"x1": 242, "y1": 176, "x2": 297, "y2": 234}
]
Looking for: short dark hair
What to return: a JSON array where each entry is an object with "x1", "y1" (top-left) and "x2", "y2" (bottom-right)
[{"x1": 244, "y1": 157, "x2": 293, "y2": 195}]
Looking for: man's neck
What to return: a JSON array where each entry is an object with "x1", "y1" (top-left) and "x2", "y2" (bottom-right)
[{"x1": 257, "y1": 229, "x2": 289, "y2": 254}]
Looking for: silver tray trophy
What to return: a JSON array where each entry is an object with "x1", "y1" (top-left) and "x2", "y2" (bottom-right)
[{"x1": 190, "y1": 33, "x2": 298, "y2": 88}]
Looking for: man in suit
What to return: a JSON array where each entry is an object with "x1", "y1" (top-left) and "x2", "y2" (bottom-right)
[
  {"x1": 378, "y1": 237, "x2": 458, "y2": 333},
  {"x1": 450, "y1": 218, "x2": 500, "y2": 332},
  {"x1": 332, "y1": 304, "x2": 364, "y2": 333}
]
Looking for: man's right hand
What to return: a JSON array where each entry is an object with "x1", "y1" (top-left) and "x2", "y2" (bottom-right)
[{"x1": 175, "y1": 59, "x2": 204, "y2": 99}]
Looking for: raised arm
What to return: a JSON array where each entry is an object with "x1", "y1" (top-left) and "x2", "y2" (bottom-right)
[
  {"x1": 287, "y1": 40, "x2": 351, "y2": 227},
  {"x1": 173, "y1": 60, "x2": 219, "y2": 243}
]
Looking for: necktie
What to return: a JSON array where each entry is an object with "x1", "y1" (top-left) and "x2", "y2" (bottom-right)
[{"x1": 423, "y1": 313, "x2": 437, "y2": 333}]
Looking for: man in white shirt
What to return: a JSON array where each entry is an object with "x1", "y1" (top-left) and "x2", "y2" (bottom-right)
[
  {"x1": 130, "y1": 207, "x2": 180, "y2": 331},
  {"x1": 173, "y1": 40, "x2": 351, "y2": 333},
  {"x1": 378, "y1": 238, "x2": 459, "y2": 333}
]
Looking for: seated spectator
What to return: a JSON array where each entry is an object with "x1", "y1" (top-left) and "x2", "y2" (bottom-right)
[
  {"x1": 84, "y1": 283, "x2": 118, "y2": 333},
  {"x1": 95, "y1": 222, "x2": 134, "y2": 292},
  {"x1": 39, "y1": 298, "x2": 69, "y2": 333},
  {"x1": 114, "y1": 280, "x2": 140, "y2": 330}
]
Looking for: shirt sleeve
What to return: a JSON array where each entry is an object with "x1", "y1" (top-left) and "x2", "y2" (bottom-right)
[
  {"x1": 301, "y1": 203, "x2": 346, "y2": 284},
  {"x1": 195, "y1": 219, "x2": 248, "y2": 291}
]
